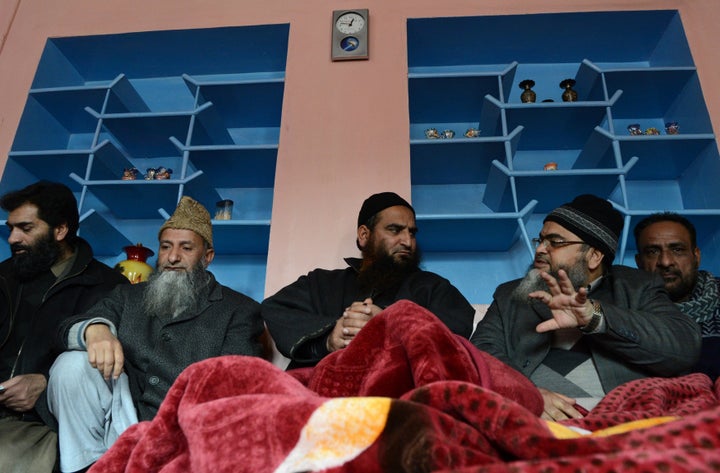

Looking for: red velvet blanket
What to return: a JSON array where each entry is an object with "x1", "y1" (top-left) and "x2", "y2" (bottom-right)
[{"x1": 90, "y1": 300, "x2": 720, "y2": 472}]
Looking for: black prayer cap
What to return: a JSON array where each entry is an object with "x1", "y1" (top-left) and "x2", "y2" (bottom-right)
[{"x1": 357, "y1": 192, "x2": 415, "y2": 227}]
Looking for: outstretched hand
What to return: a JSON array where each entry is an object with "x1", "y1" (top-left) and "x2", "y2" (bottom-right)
[{"x1": 529, "y1": 269, "x2": 593, "y2": 333}]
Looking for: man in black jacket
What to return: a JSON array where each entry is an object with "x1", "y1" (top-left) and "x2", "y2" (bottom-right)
[
  {"x1": 0, "y1": 181, "x2": 128, "y2": 472},
  {"x1": 262, "y1": 192, "x2": 475, "y2": 368}
]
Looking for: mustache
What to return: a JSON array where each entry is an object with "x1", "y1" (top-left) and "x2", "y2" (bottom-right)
[
  {"x1": 534, "y1": 255, "x2": 550, "y2": 264},
  {"x1": 10, "y1": 243, "x2": 30, "y2": 252}
]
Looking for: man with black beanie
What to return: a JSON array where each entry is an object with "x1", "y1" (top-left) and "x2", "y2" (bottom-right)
[
  {"x1": 471, "y1": 194, "x2": 701, "y2": 421},
  {"x1": 262, "y1": 191, "x2": 475, "y2": 368}
]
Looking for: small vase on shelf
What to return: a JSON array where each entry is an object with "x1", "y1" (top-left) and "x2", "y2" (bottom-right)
[
  {"x1": 115, "y1": 243, "x2": 154, "y2": 284},
  {"x1": 560, "y1": 78, "x2": 578, "y2": 102},
  {"x1": 519, "y1": 79, "x2": 536, "y2": 103}
]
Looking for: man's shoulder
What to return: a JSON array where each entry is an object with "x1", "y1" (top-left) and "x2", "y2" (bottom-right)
[
  {"x1": 607, "y1": 265, "x2": 656, "y2": 284},
  {"x1": 407, "y1": 268, "x2": 456, "y2": 285},
  {"x1": 83, "y1": 258, "x2": 130, "y2": 285},
  {"x1": 215, "y1": 282, "x2": 261, "y2": 308},
  {"x1": 494, "y1": 277, "x2": 523, "y2": 294}
]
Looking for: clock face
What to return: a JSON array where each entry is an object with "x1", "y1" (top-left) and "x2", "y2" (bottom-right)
[{"x1": 336, "y1": 12, "x2": 365, "y2": 35}]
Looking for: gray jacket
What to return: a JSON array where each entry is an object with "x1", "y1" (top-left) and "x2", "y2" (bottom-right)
[
  {"x1": 471, "y1": 265, "x2": 701, "y2": 393},
  {"x1": 59, "y1": 272, "x2": 263, "y2": 420}
]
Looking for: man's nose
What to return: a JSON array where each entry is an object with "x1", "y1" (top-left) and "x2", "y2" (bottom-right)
[
  {"x1": 167, "y1": 249, "x2": 182, "y2": 264},
  {"x1": 398, "y1": 229, "x2": 413, "y2": 246},
  {"x1": 657, "y1": 249, "x2": 674, "y2": 267},
  {"x1": 7, "y1": 228, "x2": 21, "y2": 245}
]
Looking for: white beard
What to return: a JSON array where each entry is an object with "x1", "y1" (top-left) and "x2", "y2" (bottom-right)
[
  {"x1": 511, "y1": 258, "x2": 590, "y2": 304},
  {"x1": 142, "y1": 264, "x2": 210, "y2": 318}
]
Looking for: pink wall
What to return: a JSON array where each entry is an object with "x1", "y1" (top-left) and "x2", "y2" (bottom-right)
[{"x1": 1, "y1": 0, "x2": 719, "y2": 299}]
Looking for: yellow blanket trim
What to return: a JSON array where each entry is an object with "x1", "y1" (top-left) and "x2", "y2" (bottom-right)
[{"x1": 547, "y1": 416, "x2": 680, "y2": 439}]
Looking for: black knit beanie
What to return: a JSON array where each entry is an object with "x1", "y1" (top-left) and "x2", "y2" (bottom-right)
[{"x1": 544, "y1": 194, "x2": 623, "y2": 260}]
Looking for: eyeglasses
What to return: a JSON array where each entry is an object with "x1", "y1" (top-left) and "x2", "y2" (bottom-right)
[{"x1": 532, "y1": 237, "x2": 586, "y2": 250}]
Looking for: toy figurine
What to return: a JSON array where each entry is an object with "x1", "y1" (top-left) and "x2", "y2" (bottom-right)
[
  {"x1": 155, "y1": 167, "x2": 173, "y2": 180},
  {"x1": 121, "y1": 168, "x2": 139, "y2": 180}
]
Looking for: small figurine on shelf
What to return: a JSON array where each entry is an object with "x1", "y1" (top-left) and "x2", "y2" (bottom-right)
[
  {"x1": 544, "y1": 162, "x2": 558, "y2": 171},
  {"x1": 644, "y1": 127, "x2": 660, "y2": 135},
  {"x1": 155, "y1": 167, "x2": 173, "y2": 180},
  {"x1": 559, "y1": 78, "x2": 578, "y2": 102},
  {"x1": 464, "y1": 128, "x2": 481, "y2": 138},
  {"x1": 627, "y1": 124, "x2": 643, "y2": 136},
  {"x1": 144, "y1": 168, "x2": 157, "y2": 180},
  {"x1": 519, "y1": 79, "x2": 536, "y2": 103},
  {"x1": 424, "y1": 128, "x2": 440, "y2": 139},
  {"x1": 121, "y1": 167, "x2": 139, "y2": 180},
  {"x1": 665, "y1": 121, "x2": 680, "y2": 135},
  {"x1": 441, "y1": 129, "x2": 455, "y2": 139}
]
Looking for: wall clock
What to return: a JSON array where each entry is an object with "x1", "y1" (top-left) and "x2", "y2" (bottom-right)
[{"x1": 331, "y1": 9, "x2": 369, "y2": 61}]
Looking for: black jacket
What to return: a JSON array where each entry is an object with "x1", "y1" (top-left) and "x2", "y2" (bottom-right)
[
  {"x1": 0, "y1": 238, "x2": 129, "y2": 428},
  {"x1": 262, "y1": 257, "x2": 475, "y2": 368}
]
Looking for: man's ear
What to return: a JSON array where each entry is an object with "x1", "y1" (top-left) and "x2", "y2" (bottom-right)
[
  {"x1": 357, "y1": 225, "x2": 370, "y2": 250},
  {"x1": 586, "y1": 247, "x2": 604, "y2": 272},
  {"x1": 203, "y1": 247, "x2": 215, "y2": 267},
  {"x1": 53, "y1": 223, "x2": 69, "y2": 242}
]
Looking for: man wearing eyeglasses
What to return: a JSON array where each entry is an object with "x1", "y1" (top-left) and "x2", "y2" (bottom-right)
[
  {"x1": 634, "y1": 212, "x2": 719, "y2": 381},
  {"x1": 471, "y1": 194, "x2": 700, "y2": 421}
]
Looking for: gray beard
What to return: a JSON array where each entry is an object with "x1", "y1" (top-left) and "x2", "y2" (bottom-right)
[
  {"x1": 142, "y1": 264, "x2": 211, "y2": 318},
  {"x1": 511, "y1": 259, "x2": 589, "y2": 304}
]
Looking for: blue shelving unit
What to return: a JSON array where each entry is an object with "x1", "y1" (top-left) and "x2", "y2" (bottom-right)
[
  {"x1": 0, "y1": 24, "x2": 290, "y2": 302},
  {"x1": 407, "y1": 10, "x2": 720, "y2": 303}
]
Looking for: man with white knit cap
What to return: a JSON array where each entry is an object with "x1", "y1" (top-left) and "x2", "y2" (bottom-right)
[
  {"x1": 46, "y1": 196, "x2": 265, "y2": 473},
  {"x1": 471, "y1": 194, "x2": 701, "y2": 422}
]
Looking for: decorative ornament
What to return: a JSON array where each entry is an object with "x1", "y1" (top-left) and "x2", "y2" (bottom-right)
[
  {"x1": 464, "y1": 128, "x2": 481, "y2": 138},
  {"x1": 424, "y1": 128, "x2": 440, "y2": 139},
  {"x1": 644, "y1": 127, "x2": 660, "y2": 135},
  {"x1": 627, "y1": 124, "x2": 643, "y2": 136},
  {"x1": 560, "y1": 78, "x2": 578, "y2": 102},
  {"x1": 665, "y1": 122, "x2": 680, "y2": 135},
  {"x1": 441, "y1": 129, "x2": 455, "y2": 139},
  {"x1": 114, "y1": 243, "x2": 154, "y2": 284},
  {"x1": 519, "y1": 79, "x2": 537, "y2": 103},
  {"x1": 155, "y1": 167, "x2": 173, "y2": 180},
  {"x1": 121, "y1": 168, "x2": 139, "y2": 180}
]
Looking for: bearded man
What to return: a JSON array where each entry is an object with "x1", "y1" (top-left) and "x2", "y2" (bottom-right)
[
  {"x1": 47, "y1": 196, "x2": 264, "y2": 473},
  {"x1": 0, "y1": 181, "x2": 128, "y2": 473},
  {"x1": 262, "y1": 192, "x2": 475, "y2": 369},
  {"x1": 471, "y1": 194, "x2": 701, "y2": 421}
]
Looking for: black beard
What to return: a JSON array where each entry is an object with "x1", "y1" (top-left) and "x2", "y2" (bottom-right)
[
  {"x1": 11, "y1": 230, "x2": 62, "y2": 282},
  {"x1": 357, "y1": 243, "x2": 420, "y2": 300},
  {"x1": 142, "y1": 263, "x2": 211, "y2": 318}
]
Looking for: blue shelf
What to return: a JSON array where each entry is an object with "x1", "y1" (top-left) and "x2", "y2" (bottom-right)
[
  {"x1": 408, "y1": 10, "x2": 720, "y2": 301},
  {"x1": 2, "y1": 24, "x2": 290, "y2": 299}
]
